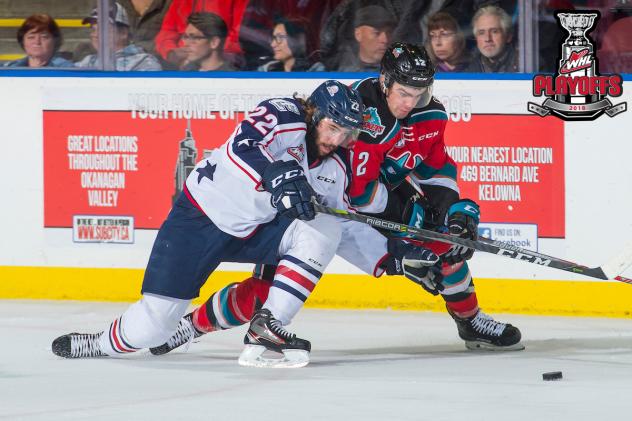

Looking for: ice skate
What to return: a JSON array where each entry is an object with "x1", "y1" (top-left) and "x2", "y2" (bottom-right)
[
  {"x1": 150, "y1": 313, "x2": 205, "y2": 355},
  {"x1": 238, "y1": 308, "x2": 310, "y2": 368},
  {"x1": 448, "y1": 307, "x2": 524, "y2": 351},
  {"x1": 51, "y1": 332, "x2": 106, "y2": 358}
]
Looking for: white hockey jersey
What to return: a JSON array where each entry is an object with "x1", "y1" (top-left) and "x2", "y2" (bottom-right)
[{"x1": 185, "y1": 97, "x2": 388, "y2": 276}]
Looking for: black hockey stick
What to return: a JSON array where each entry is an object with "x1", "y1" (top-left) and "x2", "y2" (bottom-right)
[{"x1": 314, "y1": 203, "x2": 632, "y2": 284}]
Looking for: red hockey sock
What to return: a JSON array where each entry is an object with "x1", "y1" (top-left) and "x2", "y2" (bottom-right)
[
  {"x1": 445, "y1": 292, "x2": 479, "y2": 319},
  {"x1": 191, "y1": 276, "x2": 272, "y2": 332}
]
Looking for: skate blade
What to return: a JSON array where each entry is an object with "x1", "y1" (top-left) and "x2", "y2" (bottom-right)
[
  {"x1": 238, "y1": 345, "x2": 310, "y2": 368},
  {"x1": 464, "y1": 340, "x2": 525, "y2": 351}
]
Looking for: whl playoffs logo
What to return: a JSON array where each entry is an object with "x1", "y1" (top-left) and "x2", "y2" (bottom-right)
[{"x1": 528, "y1": 11, "x2": 627, "y2": 121}]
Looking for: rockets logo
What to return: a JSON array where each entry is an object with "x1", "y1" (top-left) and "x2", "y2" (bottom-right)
[
  {"x1": 361, "y1": 107, "x2": 386, "y2": 138},
  {"x1": 528, "y1": 10, "x2": 626, "y2": 121}
]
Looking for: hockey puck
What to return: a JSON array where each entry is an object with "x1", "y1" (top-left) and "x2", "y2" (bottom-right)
[{"x1": 542, "y1": 371, "x2": 563, "y2": 381}]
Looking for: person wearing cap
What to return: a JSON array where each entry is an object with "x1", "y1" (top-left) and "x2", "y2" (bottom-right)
[
  {"x1": 75, "y1": 2, "x2": 162, "y2": 71},
  {"x1": 257, "y1": 16, "x2": 325, "y2": 72},
  {"x1": 180, "y1": 12, "x2": 236, "y2": 71},
  {"x1": 336, "y1": 5, "x2": 396, "y2": 72}
]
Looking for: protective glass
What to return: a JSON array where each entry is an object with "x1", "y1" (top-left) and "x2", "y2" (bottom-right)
[{"x1": 416, "y1": 85, "x2": 434, "y2": 108}]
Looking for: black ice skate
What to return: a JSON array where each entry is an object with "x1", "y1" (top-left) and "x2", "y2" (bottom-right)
[
  {"x1": 52, "y1": 332, "x2": 107, "y2": 358},
  {"x1": 238, "y1": 308, "x2": 311, "y2": 368},
  {"x1": 150, "y1": 313, "x2": 205, "y2": 356},
  {"x1": 448, "y1": 307, "x2": 525, "y2": 351}
]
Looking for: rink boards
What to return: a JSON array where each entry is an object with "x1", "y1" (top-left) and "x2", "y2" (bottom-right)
[{"x1": 0, "y1": 71, "x2": 631, "y2": 317}]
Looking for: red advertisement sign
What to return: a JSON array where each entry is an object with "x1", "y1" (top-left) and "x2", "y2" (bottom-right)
[
  {"x1": 445, "y1": 115, "x2": 565, "y2": 238},
  {"x1": 44, "y1": 111, "x2": 244, "y2": 229},
  {"x1": 44, "y1": 111, "x2": 565, "y2": 238}
]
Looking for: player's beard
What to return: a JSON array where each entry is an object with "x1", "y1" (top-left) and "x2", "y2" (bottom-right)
[{"x1": 306, "y1": 124, "x2": 335, "y2": 162}]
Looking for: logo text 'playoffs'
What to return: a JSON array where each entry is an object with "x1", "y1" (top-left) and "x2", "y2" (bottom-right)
[{"x1": 528, "y1": 10, "x2": 626, "y2": 121}]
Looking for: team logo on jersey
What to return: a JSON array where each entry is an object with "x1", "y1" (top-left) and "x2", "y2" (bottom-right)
[
  {"x1": 392, "y1": 47, "x2": 403, "y2": 58},
  {"x1": 361, "y1": 107, "x2": 386, "y2": 138},
  {"x1": 528, "y1": 10, "x2": 626, "y2": 121},
  {"x1": 287, "y1": 144, "x2": 305, "y2": 162}
]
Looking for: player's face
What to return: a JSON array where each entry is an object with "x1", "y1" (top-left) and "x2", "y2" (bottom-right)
[
  {"x1": 385, "y1": 82, "x2": 430, "y2": 119},
  {"x1": 23, "y1": 29, "x2": 55, "y2": 63},
  {"x1": 474, "y1": 14, "x2": 511, "y2": 59},
  {"x1": 429, "y1": 28, "x2": 457, "y2": 62},
  {"x1": 182, "y1": 24, "x2": 212, "y2": 62},
  {"x1": 270, "y1": 24, "x2": 292, "y2": 63},
  {"x1": 315, "y1": 118, "x2": 359, "y2": 157}
]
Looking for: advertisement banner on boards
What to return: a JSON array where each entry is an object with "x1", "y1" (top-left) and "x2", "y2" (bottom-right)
[{"x1": 42, "y1": 81, "x2": 566, "y2": 243}]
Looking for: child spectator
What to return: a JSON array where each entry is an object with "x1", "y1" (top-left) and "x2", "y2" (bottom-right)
[
  {"x1": 4, "y1": 14, "x2": 73, "y2": 68},
  {"x1": 257, "y1": 17, "x2": 324, "y2": 71},
  {"x1": 76, "y1": 3, "x2": 162, "y2": 71},
  {"x1": 426, "y1": 12, "x2": 470, "y2": 72},
  {"x1": 181, "y1": 12, "x2": 236, "y2": 71}
]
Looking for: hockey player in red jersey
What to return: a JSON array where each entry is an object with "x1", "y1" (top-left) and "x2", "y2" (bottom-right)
[
  {"x1": 149, "y1": 44, "x2": 523, "y2": 359},
  {"x1": 348, "y1": 42, "x2": 523, "y2": 351}
]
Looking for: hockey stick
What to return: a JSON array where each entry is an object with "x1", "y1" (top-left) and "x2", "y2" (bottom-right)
[{"x1": 314, "y1": 203, "x2": 632, "y2": 284}]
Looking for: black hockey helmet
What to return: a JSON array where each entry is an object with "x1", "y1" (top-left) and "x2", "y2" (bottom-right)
[{"x1": 381, "y1": 42, "x2": 435, "y2": 107}]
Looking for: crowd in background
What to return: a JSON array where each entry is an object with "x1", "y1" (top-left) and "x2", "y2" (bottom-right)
[{"x1": 2, "y1": 0, "x2": 632, "y2": 73}]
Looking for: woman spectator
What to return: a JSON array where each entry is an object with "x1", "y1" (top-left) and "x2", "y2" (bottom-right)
[
  {"x1": 258, "y1": 17, "x2": 324, "y2": 72},
  {"x1": 181, "y1": 12, "x2": 236, "y2": 71},
  {"x1": 5, "y1": 14, "x2": 73, "y2": 68},
  {"x1": 425, "y1": 12, "x2": 469, "y2": 72}
]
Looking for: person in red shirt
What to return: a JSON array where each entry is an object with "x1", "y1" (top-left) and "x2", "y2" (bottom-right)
[{"x1": 155, "y1": 0, "x2": 247, "y2": 68}]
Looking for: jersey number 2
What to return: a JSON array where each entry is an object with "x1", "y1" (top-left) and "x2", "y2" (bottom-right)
[{"x1": 353, "y1": 151, "x2": 369, "y2": 176}]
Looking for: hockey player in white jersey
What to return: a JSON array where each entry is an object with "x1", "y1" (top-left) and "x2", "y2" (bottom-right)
[{"x1": 51, "y1": 80, "x2": 442, "y2": 368}]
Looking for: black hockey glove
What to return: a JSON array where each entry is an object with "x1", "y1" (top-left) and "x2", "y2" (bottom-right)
[
  {"x1": 445, "y1": 199, "x2": 480, "y2": 263},
  {"x1": 262, "y1": 160, "x2": 315, "y2": 221},
  {"x1": 383, "y1": 239, "x2": 445, "y2": 296}
]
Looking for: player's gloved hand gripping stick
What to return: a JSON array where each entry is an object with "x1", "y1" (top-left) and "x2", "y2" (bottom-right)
[{"x1": 314, "y1": 202, "x2": 632, "y2": 284}]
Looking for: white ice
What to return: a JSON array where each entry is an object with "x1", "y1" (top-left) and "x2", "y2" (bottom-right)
[{"x1": 2, "y1": 300, "x2": 632, "y2": 420}]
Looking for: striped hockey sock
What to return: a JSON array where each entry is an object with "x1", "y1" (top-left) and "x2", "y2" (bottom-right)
[{"x1": 264, "y1": 255, "x2": 322, "y2": 325}]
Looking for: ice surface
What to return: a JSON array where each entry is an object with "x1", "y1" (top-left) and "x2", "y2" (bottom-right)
[{"x1": 1, "y1": 300, "x2": 632, "y2": 420}]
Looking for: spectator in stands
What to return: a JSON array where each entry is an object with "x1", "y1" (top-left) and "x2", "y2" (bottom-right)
[
  {"x1": 426, "y1": 12, "x2": 470, "y2": 72},
  {"x1": 155, "y1": 0, "x2": 247, "y2": 69},
  {"x1": 257, "y1": 17, "x2": 324, "y2": 71},
  {"x1": 118, "y1": 0, "x2": 173, "y2": 56},
  {"x1": 239, "y1": 0, "x2": 341, "y2": 70},
  {"x1": 181, "y1": 12, "x2": 235, "y2": 71},
  {"x1": 4, "y1": 14, "x2": 73, "y2": 68},
  {"x1": 336, "y1": 5, "x2": 396, "y2": 72},
  {"x1": 76, "y1": 3, "x2": 162, "y2": 71},
  {"x1": 465, "y1": 5, "x2": 518, "y2": 73}
]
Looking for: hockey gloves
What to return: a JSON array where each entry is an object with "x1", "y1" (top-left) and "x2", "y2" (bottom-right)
[
  {"x1": 384, "y1": 239, "x2": 445, "y2": 296},
  {"x1": 262, "y1": 160, "x2": 315, "y2": 221},
  {"x1": 443, "y1": 199, "x2": 479, "y2": 265}
]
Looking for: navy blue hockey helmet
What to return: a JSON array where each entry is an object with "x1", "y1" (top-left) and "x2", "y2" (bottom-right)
[{"x1": 307, "y1": 80, "x2": 364, "y2": 131}]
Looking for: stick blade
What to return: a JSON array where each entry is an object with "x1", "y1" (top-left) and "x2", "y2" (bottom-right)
[{"x1": 601, "y1": 242, "x2": 632, "y2": 280}]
